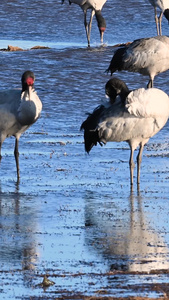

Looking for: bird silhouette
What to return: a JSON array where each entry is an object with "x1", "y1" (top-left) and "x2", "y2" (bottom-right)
[
  {"x1": 0, "y1": 71, "x2": 42, "y2": 181},
  {"x1": 81, "y1": 77, "x2": 169, "y2": 186},
  {"x1": 62, "y1": 0, "x2": 107, "y2": 47},
  {"x1": 148, "y1": 0, "x2": 169, "y2": 35},
  {"x1": 106, "y1": 36, "x2": 169, "y2": 88}
]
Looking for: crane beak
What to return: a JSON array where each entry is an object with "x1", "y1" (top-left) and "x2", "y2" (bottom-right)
[
  {"x1": 99, "y1": 27, "x2": 106, "y2": 44},
  {"x1": 26, "y1": 77, "x2": 34, "y2": 100},
  {"x1": 28, "y1": 85, "x2": 33, "y2": 100}
]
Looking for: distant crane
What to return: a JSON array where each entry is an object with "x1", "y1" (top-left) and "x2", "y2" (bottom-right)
[
  {"x1": 81, "y1": 77, "x2": 169, "y2": 186},
  {"x1": 62, "y1": 0, "x2": 107, "y2": 47},
  {"x1": 148, "y1": 0, "x2": 169, "y2": 35},
  {"x1": 106, "y1": 36, "x2": 169, "y2": 88},
  {"x1": 0, "y1": 71, "x2": 42, "y2": 181}
]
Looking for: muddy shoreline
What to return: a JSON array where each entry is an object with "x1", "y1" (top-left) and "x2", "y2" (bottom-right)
[{"x1": 0, "y1": 42, "x2": 131, "y2": 52}]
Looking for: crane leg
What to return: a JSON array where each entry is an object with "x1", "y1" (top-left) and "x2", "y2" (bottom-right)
[
  {"x1": 14, "y1": 138, "x2": 20, "y2": 182},
  {"x1": 0, "y1": 142, "x2": 2, "y2": 162},
  {"x1": 84, "y1": 10, "x2": 95, "y2": 47},
  {"x1": 88, "y1": 10, "x2": 95, "y2": 46},
  {"x1": 158, "y1": 12, "x2": 163, "y2": 35},
  {"x1": 137, "y1": 143, "x2": 144, "y2": 186},
  {"x1": 84, "y1": 11, "x2": 90, "y2": 47},
  {"x1": 129, "y1": 147, "x2": 135, "y2": 186},
  {"x1": 154, "y1": 7, "x2": 160, "y2": 35},
  {"x1": 147, "y1": 78, "x2": 153, "y2": 88}
]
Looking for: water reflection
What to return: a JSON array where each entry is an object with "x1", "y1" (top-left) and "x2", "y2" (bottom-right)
[
  {"x1": 85, "y1": 191, "x2": 169, "y2": 273},
  {"x1": 0, "y1": 184, "x2": 39, "y2": 272}
]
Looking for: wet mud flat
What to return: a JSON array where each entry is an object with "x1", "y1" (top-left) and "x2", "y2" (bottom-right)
[
  {"x1": 1, "y1": 257, "x2": 169, "y2": 300},
  {"x1": 31, "y1": 269, "x2": 169, "y2": 300},
  {"x1": 1, "y1": 161, "x2": 169, "y2": 300},
  {"x1": 2, "y1": 267, "x2": 169, "y2": 299}
]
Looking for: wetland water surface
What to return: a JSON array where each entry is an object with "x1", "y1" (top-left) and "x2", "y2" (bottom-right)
[{"x1": 0, "y1": 0, "x2": 169, "y2": 299}]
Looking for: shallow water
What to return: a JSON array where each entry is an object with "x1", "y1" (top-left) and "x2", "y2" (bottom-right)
[{"x1": 0, "y1": 0, "x2": 169, "y2": 299}]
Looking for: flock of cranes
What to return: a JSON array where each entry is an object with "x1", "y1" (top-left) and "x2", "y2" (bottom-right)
[
  {"x1": 1, "y1": 0, "x2": 169, "y2": 187},
  {"x1": 78, "y1": 0, "x2": 169, "y2": 186}
]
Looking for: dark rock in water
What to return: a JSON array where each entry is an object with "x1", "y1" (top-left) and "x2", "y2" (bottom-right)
[
  {"x1": 0, "y1": 45, "x2": 51, "y2": 51},
  {"x1": 30, "y1": 45, "x2": 50, "y2": 50}
]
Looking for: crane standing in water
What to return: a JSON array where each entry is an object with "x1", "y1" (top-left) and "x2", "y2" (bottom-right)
[
  {"x1": 62, "y1": 0, "x2": 107, "y2": 47},
  {"x1": 0, "y1": 71, "x2": 42, "y2": 181},
  {"x1": 81, "y1": 78, "x2": 169, "y2": 186},
  {"x1": 148, "y1": 0, "x2": 169, "y2": 35}
]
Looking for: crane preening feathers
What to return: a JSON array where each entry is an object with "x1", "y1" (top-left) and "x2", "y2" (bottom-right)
[{"x1": 81, "y1": 78, "x2": 169, "y2": 186}]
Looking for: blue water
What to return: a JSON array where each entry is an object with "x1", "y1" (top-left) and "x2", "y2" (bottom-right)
[
  {"x1": 0, "y1": 0, "x2": 168, "y2": 48},
  {"x1": 0, "y1": 0, "x2": 169, "y2": 299}
]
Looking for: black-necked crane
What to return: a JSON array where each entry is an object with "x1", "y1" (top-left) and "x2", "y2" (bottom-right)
[
  {"x1": 62, "y1": 0, "x2": 107, "y2": 47},
  {"x1": 81, "y1": 77, "x2": 169, "y2": 186},
  {"x1": 148, "y1": 0, "x2": 169, "y2": 35},
  {"x1": 106, "y1": 35, "x2": 169, "y2": 88},
  {"x1": 0, "y1": 71, "x2": 42, "y2": 181}
]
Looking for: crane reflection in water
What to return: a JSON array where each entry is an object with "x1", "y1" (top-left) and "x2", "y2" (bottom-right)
[{"x1": 84, "y1": 190, "x2": 169, "y2": 273}]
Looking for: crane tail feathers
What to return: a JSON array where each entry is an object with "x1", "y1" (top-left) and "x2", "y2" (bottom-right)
[
  {"x1": 83, "y1": 130, "x2": 100, "y2": 153},
  {"x1": 81, "y1": 105, "x2": 105, "y2": 153}
]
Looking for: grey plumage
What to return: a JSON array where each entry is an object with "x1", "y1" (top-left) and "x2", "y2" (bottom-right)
[
  {"x1": 107, "y1": 36, "x2": 169, "y2": 88},
  {"x1": 81, "y1": 78, "x2": 169, "y2": 186},
  {"x1": 0, "y1": 71, "x2": 42, "y2": 181}
]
